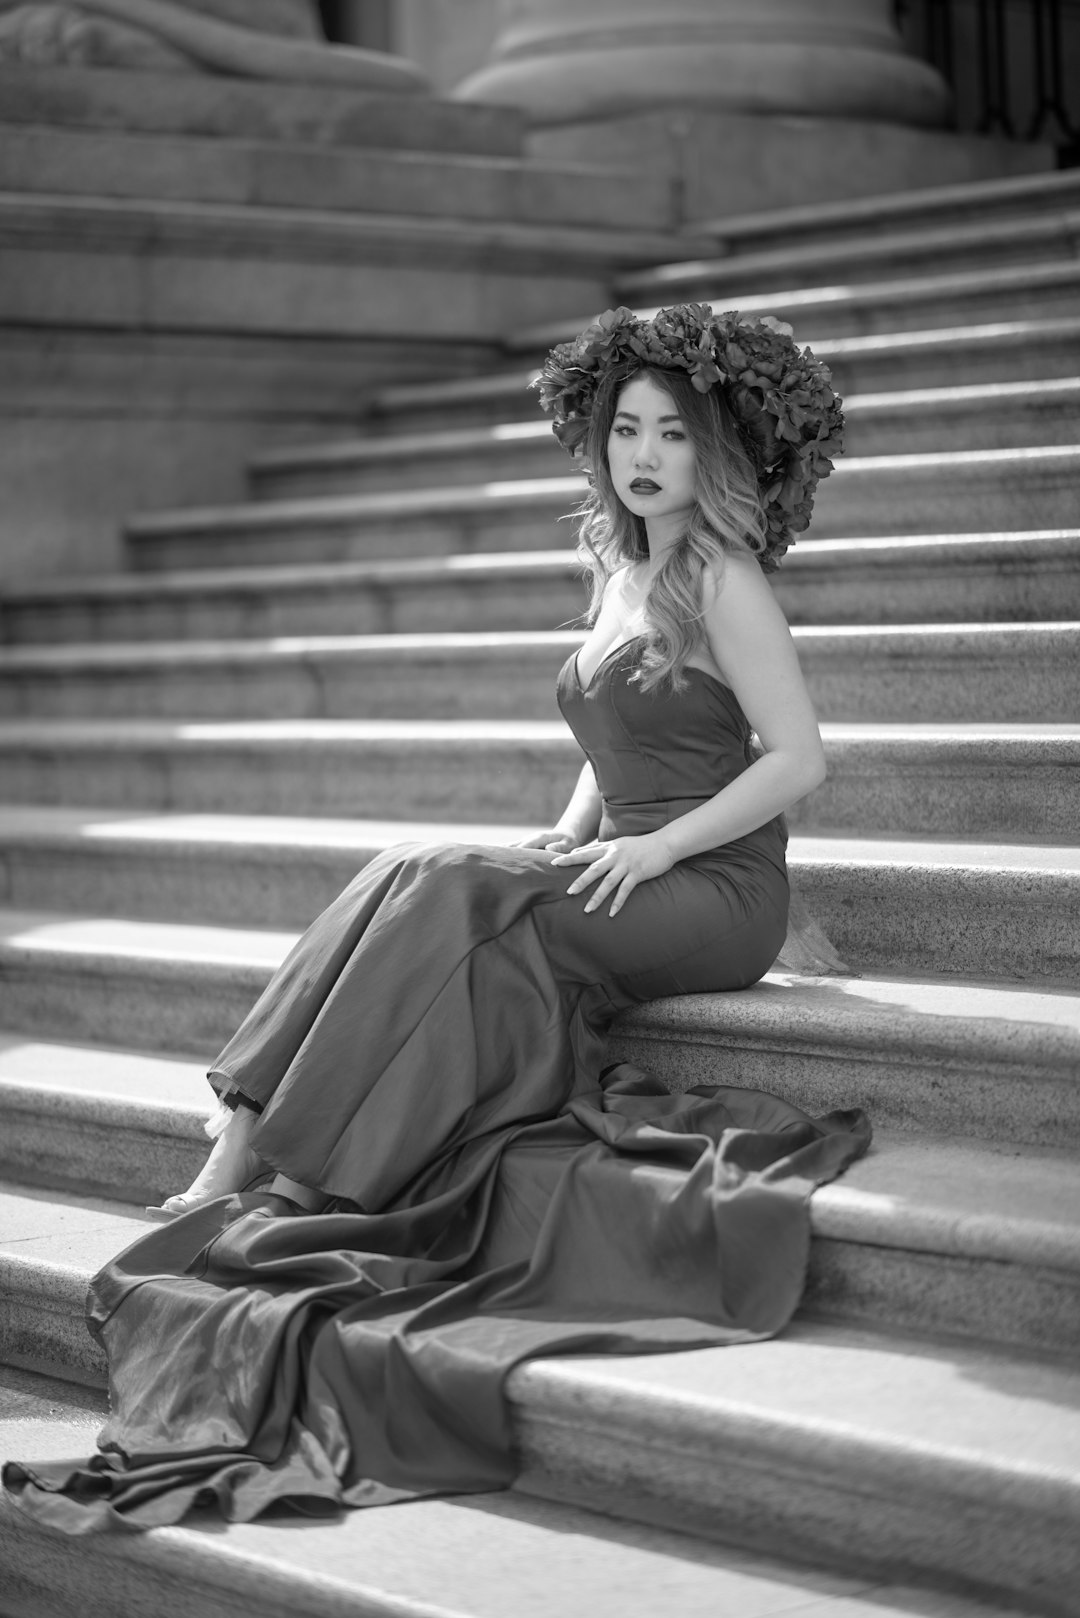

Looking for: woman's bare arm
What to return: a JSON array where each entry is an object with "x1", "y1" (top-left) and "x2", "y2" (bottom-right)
[
  {"x1": 516, "y1": 761, "x2": 603, "y2": 851},
  {"x1": 655, "y1": 548, "x2": 825, "y2": 862}
]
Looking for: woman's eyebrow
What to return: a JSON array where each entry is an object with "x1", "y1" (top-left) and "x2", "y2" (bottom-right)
[{"x1": 613, "y1": 410, "x2": 684, "y2": 423}]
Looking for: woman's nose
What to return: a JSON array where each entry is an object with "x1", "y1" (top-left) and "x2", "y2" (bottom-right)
[{"x1": 633, "y1": 435, "x2": 659, "y2": 467}]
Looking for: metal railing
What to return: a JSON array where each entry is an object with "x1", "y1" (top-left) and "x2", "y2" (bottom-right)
[{"x1": 896, "y1": 0, "x2": 1079, "y2": 153}]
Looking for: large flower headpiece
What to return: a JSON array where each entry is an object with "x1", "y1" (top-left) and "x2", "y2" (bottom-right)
[{"x1": 533, "y1": 302, "x2": 844, "y2": 570}]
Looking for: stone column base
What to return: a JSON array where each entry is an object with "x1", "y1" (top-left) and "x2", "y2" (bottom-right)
[{"x1": 529, "y1": 112, "x2": 1055, "y2": 226}]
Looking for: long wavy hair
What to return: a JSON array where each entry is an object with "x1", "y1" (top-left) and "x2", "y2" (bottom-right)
[{"x1": 575, "y1": 362, "x2": 766, "y2": 692}]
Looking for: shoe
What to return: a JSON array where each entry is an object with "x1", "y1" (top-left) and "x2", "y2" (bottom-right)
[{"x1": 146, "y1": 1108, "x2": 261, "y2": 1220}]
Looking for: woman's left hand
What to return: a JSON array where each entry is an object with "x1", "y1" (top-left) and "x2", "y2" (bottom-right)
[{"x1": 550, "y1": 833, "x2": 675, "y2": 916}]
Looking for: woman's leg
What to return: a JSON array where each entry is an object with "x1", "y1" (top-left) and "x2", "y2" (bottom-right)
[
  {"x1": 153, "y1": 841, "x2": 786, "y2": 1218},
  {"x1": 147, "y1": 1102, "x2": 262, "y2": 1218}
]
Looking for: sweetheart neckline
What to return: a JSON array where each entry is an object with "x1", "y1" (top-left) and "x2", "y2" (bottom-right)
[
  {"x1": 572, "y1": 634, "x2": 646, "y2": 696},
  {"x1": 570, "y1": 636, "x2": 737, "y2": 702}
]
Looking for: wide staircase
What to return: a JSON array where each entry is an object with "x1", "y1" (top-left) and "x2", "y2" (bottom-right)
[{"x1": 1, "y1": 166, "x2": 1079, "y2": 1617}]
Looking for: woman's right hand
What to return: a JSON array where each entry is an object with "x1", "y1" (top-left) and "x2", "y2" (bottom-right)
[{"x1": 513, "y1": 829, "x2": 578, "y2": 853}]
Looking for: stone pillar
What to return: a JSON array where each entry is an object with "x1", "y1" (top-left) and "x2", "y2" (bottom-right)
[
  {"x1": 0, "y1": 0, "x2": 429, "y2": 90},
  {"x1": 455, "y1": 0, "x2": 949, "y2": 128},
  {"x1": 454, "y1": 0, "x2": 1049, "y2": 218}
]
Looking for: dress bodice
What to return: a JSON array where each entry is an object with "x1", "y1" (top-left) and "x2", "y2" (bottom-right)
[{"x1": 556, "y1": 637, "x2": 787, "y2": 869}]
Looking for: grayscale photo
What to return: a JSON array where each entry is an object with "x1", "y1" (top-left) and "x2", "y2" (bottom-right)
[{"x1": 0, "y1": 3, "x2": 1077, "y2": 1615}]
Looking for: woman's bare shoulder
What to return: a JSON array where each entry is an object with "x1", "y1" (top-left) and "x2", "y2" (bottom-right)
[
  {"x1": 700, "y1": 545, "x2": 770, "y2": 612},
  {"x1": 598, "y1": 562, "x2": 640, "y2": 611}
]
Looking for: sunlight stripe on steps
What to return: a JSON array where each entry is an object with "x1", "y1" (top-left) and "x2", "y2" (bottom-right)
[{"x1": 0, "y1": 913, "x2": 294, "y2": 965}]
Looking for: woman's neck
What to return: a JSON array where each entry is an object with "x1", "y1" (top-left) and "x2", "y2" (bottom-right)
[{"x1": 641, "y1": 514, "x2": 688, "y2": 578}]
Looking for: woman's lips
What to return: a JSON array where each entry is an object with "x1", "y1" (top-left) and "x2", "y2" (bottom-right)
[{"x1": 629, "y1": 478, "x2": 661, "y2": 493}]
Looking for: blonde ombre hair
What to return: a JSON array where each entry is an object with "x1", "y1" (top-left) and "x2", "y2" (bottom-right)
[{"x1": 576, "y1": 363, "x2": 767, "y2": 692}]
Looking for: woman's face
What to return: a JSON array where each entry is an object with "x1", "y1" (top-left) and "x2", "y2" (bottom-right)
[{"x1": 607, "y1": 373, "x2": 698, "y2": 535}]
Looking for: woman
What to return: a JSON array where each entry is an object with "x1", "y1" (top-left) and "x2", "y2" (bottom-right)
[{"x1": 4, "y1": 304, "x2": 868, "y2": 1532}]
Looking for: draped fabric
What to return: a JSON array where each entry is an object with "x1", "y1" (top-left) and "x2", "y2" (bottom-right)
[{"x1": 3, "y1": 646, "x2": 870, "y2": 1532}]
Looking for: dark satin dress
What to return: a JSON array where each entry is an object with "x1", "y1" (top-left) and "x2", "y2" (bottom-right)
[{"x1": 3, "y1": 642, "x2": 870, "y2": 1533}]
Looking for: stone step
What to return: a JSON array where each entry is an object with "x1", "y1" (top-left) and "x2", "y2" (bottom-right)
[
  {"x1": 0, "y1": 63, "x2": 526, "y2": 156},
  {"x1": 514, "y1": 1321, "x2": 1080, "y2": 1610},
  {"x1": 512, "y1": 261, "x2": 1080, "y2": 349},
  {"x1": 1, "y1": 810, "x2": 1074, "y2": 986},
  {"x1": 0, "y1": 191, "x2": 704, "y2": 346},
  {"x1": 121, "y1": 448, "x2": 1080, "y2": 571},
  {"x1": 776, "y1": 532, "x2": 1080, "y2": 627},
  {"x1": 2, "y1": 533, "x2": 1076, "y2": 646},
  {"x1": 0, "y1": 720, "x2": 1073, "y2": 839},
  {"x1": 2, "y1": 1119, "x2": 1079, "y2": 1367},
  {"x1": 0, "y1": 1362, "x2": 1066, "y2": 1618},
  {"x1": 0, "y1": 1035, "x2": 210, "y2": 1208},
  {"x1": 0, "y1": 124, "x2": 674, "y2": 234},
  {"x1": 0, "y1": 623, "x2": 1076, "y2": 725},
  {"x1": 362, "y1": 320, "x2": 1080, "y2": 432},
  {"x1": 249, "y1": 377, "x2": 1080, "y2": 501},
  {"x1": 616, "y1": 208, "x2": 1080, "y2": 300},
  {"x1": 0, "y1": 914, "x2": 1076, "y2": 1151},
  {"x1": 691, "y1": 166, "x2": 1080, "y2": 251},
  {"x1": 123, "y1": 479, "x2": 583, "y2": 570},
  {"x1": 0, "y1": 552, "x2": 587, "y2": 646}
]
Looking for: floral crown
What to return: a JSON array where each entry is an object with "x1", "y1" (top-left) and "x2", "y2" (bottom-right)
[{"x1": 532, "y1": 302, "x2": 844, "y2": 570}]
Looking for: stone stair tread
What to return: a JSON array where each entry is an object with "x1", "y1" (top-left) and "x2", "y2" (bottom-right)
[
  {"x1": 124, "y1": 479, "x2": 582, "y2": 536},
  {"x1": 0, "y1": 1181, "x2": 146, "y2": 1271},
  {"x1": 0, "y1": 628, "x2": 574, "y2": 673},
  {"x1": 9, "y1": 532, "x2": 1076, "y2": 598},
  {"x1": 2, "y1": 1179, "x2": 1079, "y2": 1473},
  {"x1": 1, "y1": 906, "x2": 1076, "y2": 1055},
  {"x1": 813, "y1": 1134, "x2": 1080, "y2": 1270},
  {"x1": 513, "y1": 1316, "x2": 1080, "y2": 1496},
  {"x1": 0, "y1": 549, "x2": 577, "y2": 605},
  {"x1": 254, "y1": 418, "x2": 554, "y2": 472},
  {"x1": 1, "y1": 534, "x2": 1075, "y2": 626},
  {"x1": 0, "y1": 627, "x2": 583, "y2": 670},
  {"x1": 617, "y1": 208, "x2": 1080, "y2": 298},
  {"x1": 0, "y1": 1032, "x2": 209, "y2": 1110},
  {"x1": 368, "y1": 319, "x2": 1080, "y2": 419},
  {"x1": 0, "y1": 187, "x2": 707, "y2": 269},
  {"x1": 691, "y1": 166, "x2": 1080, "y2": 243},
  {"x1": 0, "y1": 812, "x2": 1074, "y2": 987},
  {"x1": 0, "y1": 123, "x2": 675, "y2": 233},
  {"x1": 377, "y1": 319, "x2": 1080, "y2": 411},
  {"x1": 1, "y1": 804, "x2": 1076, "y2": 869},
  {"x1": 122, "y1": 444, "x2": 1080, "y2": 539},
  {"x1": 1, "y1": 1096, "x2": 1077, "y2": 1276},
  {"x1": 0, "y1": 910, "x2": 292, "y2": 969},
  {"x1": 806, "y1": 315, "x2": 1080, "y2": 362},
  {"x1": 0, "y1": 1374, "x2": 1028, "y2": 1618},
  {"x1": 509, "y1": 261, "x2": 1080, "y2": 353},
  {"x1": 0, "y1": 805, "x2": 535, "y2": 851},
  {"x1": 618, "y1": 970, "x2": 1080, "y2": 1069},
  {"x1": 1, "y1": 717, "x2": 1074, "y2": 742},
  {"x1": 0, "y1": 722, "x2": 1072, "y2": 840},
  {"x1": 841, "y1": 375, "x2": 1080, "y2": 413},
  {"x1": 794, "y1": 529, "x2": 1079, "y2": 562},
  {"x1": 0, "y1": 716, "x2": 575, "y2": 742},
  {"x1": 251, "y1": 377, "x2": 1080, "y2": 475},
  {"x1": 2, "y1": 620, "x2": 1078, "y2": 672}
]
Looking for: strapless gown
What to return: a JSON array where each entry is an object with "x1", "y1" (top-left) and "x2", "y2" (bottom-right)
[{"x1": 3, "y1": 642, "x2": 871, "y2": 1533}]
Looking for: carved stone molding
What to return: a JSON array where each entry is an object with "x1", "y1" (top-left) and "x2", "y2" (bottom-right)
[{"x1": 0, "y1": 0, "x2": 430, "y2": 90}]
